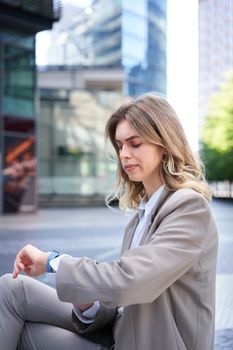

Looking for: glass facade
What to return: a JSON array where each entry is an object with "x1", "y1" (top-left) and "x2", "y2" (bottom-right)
[
  {"x1": 122, "y1": 0, "x2": 167, "y2": 95},
  {"x1": 44, "y1": 0, "x2": 167, "y2": 96},
  {"x1": 199, "y1": 0, "x2": 233, "y2": 121},
  {"x1": 0, "y1": 0, "x2": 60, "y2": 213},
  {"x1": 0, "y1": 29, "x2": 37, "y2": 213},
  {"x1": 2, "y1": 30, "x2": 35, "y2": 119},
  {"x1": 39, "y1": 89, "x2": 124, "y2": 196}
]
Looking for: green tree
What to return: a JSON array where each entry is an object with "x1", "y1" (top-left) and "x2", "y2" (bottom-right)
[{"x1": 201, "y1": 73, "x2": 233, "y2": 181}]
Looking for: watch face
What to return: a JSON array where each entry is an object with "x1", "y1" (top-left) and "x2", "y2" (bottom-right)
[{"x1": 46, "y1": 251, "x2": 60, "y2": 273}]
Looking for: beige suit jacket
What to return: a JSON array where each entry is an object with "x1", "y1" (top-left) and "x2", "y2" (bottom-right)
[{"x1": 56, "y1": 188, "x2": 218, "y2": 350}]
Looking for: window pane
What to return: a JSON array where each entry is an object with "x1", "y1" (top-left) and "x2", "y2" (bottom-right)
[{"x1": 3, "y1": 32, "x2": 35, "y2": 119}]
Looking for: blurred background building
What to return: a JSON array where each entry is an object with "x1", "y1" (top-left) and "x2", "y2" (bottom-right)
[
  {"x1": 36, "y1": 0, "x2": 167, "y2": 207},
  {"x1": 198, "y1": 0, "x2": 233, "y2": 198},
  {"x1": 39, "y1": 0, "x2": 167, "y2": 96},
  {"x1": 38, "y1": 66, "x2": 125, "y2": 206},
  {"x1": 198, "y1": 0, "x2": 233, "y2": 124},
  {"x1": 0, "y1": 0, "x2": 61, "y2": 213}
]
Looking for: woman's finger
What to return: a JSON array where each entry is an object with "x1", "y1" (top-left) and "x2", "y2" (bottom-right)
[
  {"x1": 12, "y1": 261, "x2": 25, "y2": 278},
  {"x1": 12, "y1": 262, "x2": 19, "y2": 279}
]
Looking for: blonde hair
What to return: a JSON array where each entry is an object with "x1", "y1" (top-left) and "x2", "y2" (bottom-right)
[{"x1": 105, "y1": 93, "x2": 211, "y2": 210}]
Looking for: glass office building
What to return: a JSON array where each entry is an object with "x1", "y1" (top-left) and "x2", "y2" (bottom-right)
[
  {"x1": 39, "y1": 86, "x2": 124, "y2": 200},
  {"x1": 0, "y1": 0, "x2": 60, "y2": 213},
  {"x1": 199, "y1": 0, "x2": 233, "y2": 122},
  {"x1": 122, "y1": 0, "x2": 167, "y2": 95},
  {"x1": 44, "y1": 0, "x2": 167, "y2": 96}
]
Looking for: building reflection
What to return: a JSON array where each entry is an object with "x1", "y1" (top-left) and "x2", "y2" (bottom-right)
[
  {"x1": 39, "y1": 88, "x2": 125, "y2": 198},
  {"x1": 0, "y1": 0, "x2": 60, "y2": 214},
  {"x1": 3, "y1": 136, "x2": 36, "y2": 212}
]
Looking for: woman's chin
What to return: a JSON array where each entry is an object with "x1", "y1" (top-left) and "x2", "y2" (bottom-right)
[{"x1": 128, "y1": 174, "x2": 142, "y2": 182}]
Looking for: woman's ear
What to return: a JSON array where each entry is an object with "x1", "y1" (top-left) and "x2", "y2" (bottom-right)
[{"x1": 161, "y1": 148, "x2": 168, "y2": 157}]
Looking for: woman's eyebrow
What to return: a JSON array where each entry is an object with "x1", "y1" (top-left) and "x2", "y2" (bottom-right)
[{"x1": 115, "y1": 135, "x2": 141, "y2": 143}]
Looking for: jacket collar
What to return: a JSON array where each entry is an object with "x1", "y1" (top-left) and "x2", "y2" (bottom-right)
[{"x1": 121, "y1": 186, "x2": 174, "y2": 252}]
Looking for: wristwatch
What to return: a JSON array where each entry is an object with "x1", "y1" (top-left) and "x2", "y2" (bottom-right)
[{"x1": 46, "y1": 250, "x2": 60, "y2": 273}]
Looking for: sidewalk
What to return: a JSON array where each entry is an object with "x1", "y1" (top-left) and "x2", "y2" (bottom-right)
[
  {"x1": 211, "y1": 199, "x2": 233, "y2": 349},
  {"x1": 215, "y1": 274, "x2": 233, "y2": 349},
  {"x1": 0, "y1": 199, "x2": 233, "y2": 348}
]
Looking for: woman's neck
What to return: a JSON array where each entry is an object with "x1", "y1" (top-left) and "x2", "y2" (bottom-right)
[{"x1": 144, "y1": 179, "x2": 164, "y2": 200}]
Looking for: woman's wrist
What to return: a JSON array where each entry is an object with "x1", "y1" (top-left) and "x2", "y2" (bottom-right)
[
  {"x1": 46, "y1": 251, "x2": 60, "y2": 273},
  {"x1": 76, "y1": 303, "x2": 94, "y2": 312}
]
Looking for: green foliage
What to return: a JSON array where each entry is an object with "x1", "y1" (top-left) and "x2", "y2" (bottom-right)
[
  {"x1": 201, "y1": 73, "x2": 233, "y2": 181},
  {"x1": 201, "y1": 144, "x2": 233, "y2": 181}
]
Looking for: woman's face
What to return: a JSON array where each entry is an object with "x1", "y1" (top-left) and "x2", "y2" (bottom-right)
[{"x1": 115, "y1": 119, "x2": 164, "y2": 197}]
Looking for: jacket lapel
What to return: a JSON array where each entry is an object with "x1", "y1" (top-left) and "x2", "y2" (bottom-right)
[
  {"x1": 150, "y1": 187, "x2": 173, "y2": 222},
  {"x1": 121, "y1": 187, "x2": 174, "y2": 252},
  {"x1": 121, "y1": 213, "x2": 139, "y2": 253},
  {"x1": 137, "y1": 187, "x2": 174, "y2": 246}
]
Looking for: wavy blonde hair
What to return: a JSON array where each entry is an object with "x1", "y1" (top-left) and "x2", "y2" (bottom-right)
[{"x1": 105, "y1": 93, "x2": 211, "y2": 210}]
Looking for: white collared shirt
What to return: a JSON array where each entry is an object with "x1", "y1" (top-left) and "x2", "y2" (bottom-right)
[{"x1": 130, "y1": 185, "x2": 164, "y2": 249}]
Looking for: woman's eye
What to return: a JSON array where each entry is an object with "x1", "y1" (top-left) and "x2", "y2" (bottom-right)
[{"x1": 132, "y1": 144, "x2": 141, "y2": 148}]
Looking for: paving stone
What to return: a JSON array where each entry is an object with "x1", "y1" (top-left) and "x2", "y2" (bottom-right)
[{"x1": 215, "y1": 329, "x2": 233, "y2": 349}]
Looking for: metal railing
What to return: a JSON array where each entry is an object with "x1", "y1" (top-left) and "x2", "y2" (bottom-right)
[{"x1": 210, "y1": 181, "x2": 233, "y2": 199}]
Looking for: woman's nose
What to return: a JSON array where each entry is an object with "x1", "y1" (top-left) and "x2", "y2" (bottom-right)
[{"x1": 119, "y1": 144, "x2": 131, "y2": 159}]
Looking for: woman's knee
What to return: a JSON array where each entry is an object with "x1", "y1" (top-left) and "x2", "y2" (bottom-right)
[
  {"x1": 0, "y1": 273, "x2": 23, "y2": 287},
  {"x1": 0, "y1": 273, "x2": 28, "y2": 302},
  {"x1": 0, "y1": 274, "x2": 18, "y2": 306},
  {"x1": 0, "y1": 273, "x2": 14, "y2": 291},
  {"x1": 0, "y1": 273, "x2": 28, "y2": 318},
  {"x1": 0, "y1": 273, "x2": 31, "y2": 287}
]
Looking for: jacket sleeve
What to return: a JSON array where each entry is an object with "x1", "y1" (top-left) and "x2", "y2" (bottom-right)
[{"x1": 56, "y1": 190, "x2": 216, "y2": 308}]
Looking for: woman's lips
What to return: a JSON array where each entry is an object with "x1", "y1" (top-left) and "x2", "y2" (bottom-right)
[{"x1": 124, "y1": 164, "x2": 138, "y2": 172}]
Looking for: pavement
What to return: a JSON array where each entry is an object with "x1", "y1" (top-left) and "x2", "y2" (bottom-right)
[
  {"x1": 0, "y1": 198, "x2": 233, "y2": 349},
  {"x1": 211, "y1": 199, "x2": 233, "y2": 349}
]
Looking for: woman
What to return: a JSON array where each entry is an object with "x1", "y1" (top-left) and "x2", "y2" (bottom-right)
[{"x1": 0, "y1": 94, "x2": 218, "y2": 350}]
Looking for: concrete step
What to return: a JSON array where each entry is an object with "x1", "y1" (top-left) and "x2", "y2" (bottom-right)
[{"x1": 39, "y1": 194, "x2": 106, "y2": 208}]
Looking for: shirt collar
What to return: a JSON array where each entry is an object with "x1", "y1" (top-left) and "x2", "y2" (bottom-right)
[{"x1": 139, "y1": 185, "x2": 165, "y2": 217}]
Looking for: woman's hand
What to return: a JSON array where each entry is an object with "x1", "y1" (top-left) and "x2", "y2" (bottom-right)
[
  {"x1": 12, "y1": 244, "x2": 50, "y2": 279},
  {"x1": 75, "y1": 303, "x2": 94, "y2": 312}
]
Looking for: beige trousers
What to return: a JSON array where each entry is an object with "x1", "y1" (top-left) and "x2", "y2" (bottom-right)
[{"x1": 0, "y1": 274, "x2": 102, "y2": 350}]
